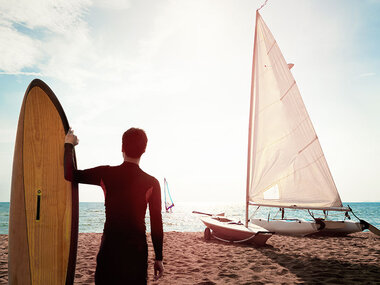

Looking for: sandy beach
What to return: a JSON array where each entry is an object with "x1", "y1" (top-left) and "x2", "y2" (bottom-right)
[{"x1": 0, "y1": 232, "x2": 379, "y2": 284}]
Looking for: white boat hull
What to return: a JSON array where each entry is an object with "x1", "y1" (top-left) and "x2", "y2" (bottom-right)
[
  {"x1": 200, "y1": 216, "x2": 272, "y2": 246},
  {"x1": 314, "y1": 220, "x2": 364, "y2": 236},
  {"x1": 250, "y1": 218, "x2": 320, "y2": 236}
]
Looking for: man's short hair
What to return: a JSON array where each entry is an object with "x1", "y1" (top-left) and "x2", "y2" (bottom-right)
[{"x1": 122, "y1": 128, "x2": 148, "y2": 158}]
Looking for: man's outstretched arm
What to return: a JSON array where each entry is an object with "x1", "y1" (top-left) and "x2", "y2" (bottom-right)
[{"x1": 64, "y1": 128, "x2": 107, "y2": 186}]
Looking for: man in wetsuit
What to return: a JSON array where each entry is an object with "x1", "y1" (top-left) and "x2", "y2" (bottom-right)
[{"x1": 64, "y1": 127, "x2": 164, "y2": 284}]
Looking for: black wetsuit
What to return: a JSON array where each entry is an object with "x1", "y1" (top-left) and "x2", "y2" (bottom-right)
[{"x1": 64, "y1": 144, "x2": 163, "y2": 285}]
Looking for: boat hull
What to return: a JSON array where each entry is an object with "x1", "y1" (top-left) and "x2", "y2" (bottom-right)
[
  {"x1": 200, "y1": 216, "x2": 272, "y2": 246},
  {"x1": 312, "y1": 220, "x2": 363, "y2": 236},
  {"x1": 251, "y1": 218, "x2": 319, "y2": 236}
]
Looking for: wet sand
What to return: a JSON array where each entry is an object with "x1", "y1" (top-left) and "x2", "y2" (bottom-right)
[{"x1": 0, "y1": 232, "x2": 379, "y2": 284}]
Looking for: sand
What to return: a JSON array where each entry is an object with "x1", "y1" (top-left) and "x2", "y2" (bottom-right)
[{"x1": 0, "y1": 232, "x2": 379, "y2": 284}]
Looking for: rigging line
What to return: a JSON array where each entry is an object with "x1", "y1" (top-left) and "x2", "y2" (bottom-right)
[
  {"x1": 298, "y1": 136, "x2": 318, "y2": 154},
  {"x1": 250, "y1": 206, "x2": 261, "y2": 220},
  {"x1": 280, "y1": 81, "x2": 296, "y2": 101},
  {"x1": 257, "y1": 0, "x2": 269, "y2": 11},
  {"x1": 266, "y1": 40, "x2": 277, "y2": 55}
]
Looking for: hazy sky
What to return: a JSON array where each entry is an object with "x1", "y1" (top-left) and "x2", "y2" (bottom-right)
[{"x1": 0, "y1": 0, "x2": 379, "y2": 203}]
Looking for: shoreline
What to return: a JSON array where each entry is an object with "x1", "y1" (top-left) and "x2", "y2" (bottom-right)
[{"x1": 0, "y1": 232, "x2": 379, "y2": 284}]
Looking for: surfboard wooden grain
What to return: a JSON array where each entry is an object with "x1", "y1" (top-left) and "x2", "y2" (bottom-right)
[{"x1": 9, "y1": 79, "x2": 78, "y2": 285}]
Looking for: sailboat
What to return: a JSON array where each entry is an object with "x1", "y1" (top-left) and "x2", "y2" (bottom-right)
[
  {"x1": 195, "y1": 8, "x2": 379, "y2": 239},
  {"x1": 247, "y1": 10, "x2": 379, "y2": 236},
  {"x1": 164, "y1": 178, "x2": 174, "y2": 213}
]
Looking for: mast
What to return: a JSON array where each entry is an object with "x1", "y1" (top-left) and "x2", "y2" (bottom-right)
[
  {"x1": 245, "y1": 10, "x2": 260, "y2": 227},
  {"x1": 164, "y1": 178, "x2": 167, "y2": 210}
]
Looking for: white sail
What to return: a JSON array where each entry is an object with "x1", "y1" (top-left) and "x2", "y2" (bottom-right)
[
  {"x1": 164, "y1": 178, "x2": 174, "y2": 212},
  {"x1": 247, "y1": 12, "x2": 343, "y2": 210}
]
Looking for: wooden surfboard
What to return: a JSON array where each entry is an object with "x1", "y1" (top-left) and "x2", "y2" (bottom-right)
[{"x1": 8, "y1": 79, "x2": 78, "y2": 285}]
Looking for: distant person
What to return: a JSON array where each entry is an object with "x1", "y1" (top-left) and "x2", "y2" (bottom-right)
[{"x1": 64, "y1": 127, "x2": 164, "y2": 284}]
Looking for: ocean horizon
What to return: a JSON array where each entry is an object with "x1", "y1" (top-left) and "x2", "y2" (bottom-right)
[{"x1": 0, "y1": 201, "x2": 379, "y2": 234}]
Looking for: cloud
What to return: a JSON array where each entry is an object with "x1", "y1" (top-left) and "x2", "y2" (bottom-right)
[
  {"x1": 0, "y1": 71, "x2": 42, "y2": 76},
  {"x1": 358, "y1": 72, "x2": 376, "y2": 77},
  {"x1": 0, "y1": 25, "x2": 43, "y2": 73},
  {"x1": 0, "y1": 0, "x2": 91, "y2": 35},
  {"x1": 92, "y1": 0, "x2": 131, "y2": 10},
  {"x1": 0, "y1": 0, "x2": 92, "y2": 76},
  {"x1": 0, "y1": 0, "x2": 197, "y2": 87}
]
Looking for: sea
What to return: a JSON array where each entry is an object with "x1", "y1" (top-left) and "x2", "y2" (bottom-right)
[{"x1": 0, "y1": 202, "x2": 379, "y2": 234}]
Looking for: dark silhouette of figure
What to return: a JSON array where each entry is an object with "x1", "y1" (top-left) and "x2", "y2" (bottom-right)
[{"x1": 64, "y1": 127, "x2": 164, "y2": 284}]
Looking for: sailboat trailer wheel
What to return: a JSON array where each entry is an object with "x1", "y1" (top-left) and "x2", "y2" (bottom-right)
[{"x1": 204, "y1": 227, "x2": 211, "y2": 241}]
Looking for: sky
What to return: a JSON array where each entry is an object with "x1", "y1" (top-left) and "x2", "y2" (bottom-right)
[{"x1": 0, "y1": 0, "x2": 379, "y2": 204}]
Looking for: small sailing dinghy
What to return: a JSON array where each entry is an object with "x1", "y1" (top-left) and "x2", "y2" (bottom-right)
[
  {"x1": 164, "y1": 178, "x2": 174, "y2": 213},
  {"x1": 247, "y1": 10, "x2": 379, "y2": 236},
  {"x1": 193, "y1": 211, "x2": 272, "y2": 246}
]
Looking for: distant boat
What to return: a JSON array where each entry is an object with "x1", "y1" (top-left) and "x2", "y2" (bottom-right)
[
  {"x1": 247, "y1": 10, "x2": 379, "y2": 237},
  {"x1": 164, "y1": 178, "x2": 174, "y2": 213}
]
